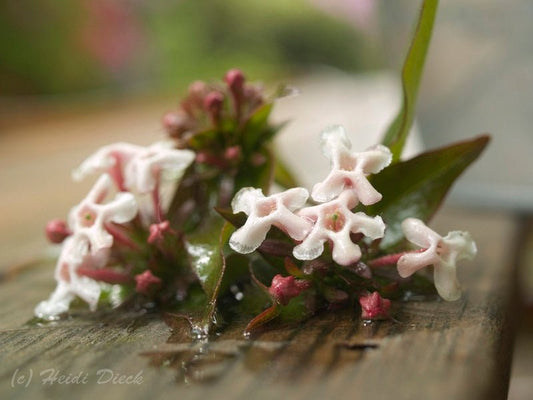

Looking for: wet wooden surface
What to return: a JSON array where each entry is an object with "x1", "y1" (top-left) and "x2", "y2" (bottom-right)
[{"x1": 0, "y1": 210, "x2": 517, "y2": 400}]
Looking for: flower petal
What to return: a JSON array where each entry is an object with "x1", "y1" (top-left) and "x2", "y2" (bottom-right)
[
  {"x1": 397, "y1": 249, "x2": 440, "y2": 278},
  {"x1": 434, "y1": 261, "x2": 461, "y2": 301}
]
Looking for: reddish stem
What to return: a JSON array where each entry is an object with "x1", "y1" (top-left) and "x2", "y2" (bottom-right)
[
  {"x1": 77, "y1": 267, "x2": 132, "y2": 285},
  {"x1": 368, "y1": 249, "x2": 425, "y2": 268},
  {"x1": 105, "y1": 223, "x2": 140, "y2": 251},
  {"x1": 152, "y1": 170, "x2": 164, "y2": 223}
]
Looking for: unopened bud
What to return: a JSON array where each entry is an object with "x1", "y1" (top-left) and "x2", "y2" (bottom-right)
[
  {"x1": 224, "y1": 145, "x2": 241, "y2": 161},
  {"x1": 204, "y1": 91, "x2": 224, "y2": 123},
  {"x1": 359, "y1": 292, "x2": 391, "y2": 320},
  {"x1": 224, "y1": 68, "x2": 245, "y2": 92},
  {"x1": 162, "y1": 110, "x2": 192, "y2": 138},
  {"x1": 135, "y1": 270, "x2": 162, "y2": 295},
  {"x1": 268, "y1": 274, "x2": 311, "y2": 306},
  {"x1": 45, "y1": 219, "x2": 71, "y2": 243}
]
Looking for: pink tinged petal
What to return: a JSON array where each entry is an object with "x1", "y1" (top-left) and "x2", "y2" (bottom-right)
[
  {"x1": 330, "y1": 234, "x2": 361, "y2": 266},
  {"x1": 273, "y1": 207, "x2": 313, "y2": 241},
  {"x1": 229, "y1": 220, "x2": 273, "y2": 254},
  {"x1": 36, "y1": 236, "x2": 107, "y2": 318},
  {"x1": 352, "y1": 175, "x2": 383, "y2": 205},
  {"x1": 442, "y1": 231, "x2": 477, "y2": 262},
  {"x1": 69, "y1": 174, "x2": 138, "y2": 253},
  {"x1": 231, "y1": 187, "x2": 262, "y2": 215},
  {"x1": 311, "y1": 171, "x2": 346, "y2": 203},
  {"x1": 72, "y1": 142, "x2": 144, "y2": 186},
  {"x1": 229, "y1": 187, "x2": 311, "y2": 254},
  {"x1": 312, "y1": 126, "x2": 390, "y2": 205},
  {"x1": 124, "y1": 142, "x2": 195, "y2": 193},
  {"x1": 433, "y1": 261, "x2": 461, "y2": 301},
  {"x1": 293, "y1": 231, "x2": 326, "y2": 261},
  {"x1": 397, "y1": 249, "x2": 440, "y2": 278},
  {"x1": 320, "y1": 125, "x2": 352, "y2": 162},
  {"x1": 357, "y1": 144, "x2": 392, "y2": 174},
  {"x1": 350, "y1": 213, "x2": 385, "y2": 239},
  {"x1": 102, "y1": 192, "x2": 138, "y2": 224},
  {"x1": 401, "y1": 218, "x2": 441, "y2": 249}
]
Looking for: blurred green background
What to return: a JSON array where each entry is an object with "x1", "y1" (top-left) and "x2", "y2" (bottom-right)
[{"x1": 0, "y1": 0, "x2": 381, "y2": 96}]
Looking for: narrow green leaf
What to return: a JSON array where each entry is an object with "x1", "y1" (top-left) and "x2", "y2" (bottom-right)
[
  {"x1": 184, "y1": 215, "x2": 227, "y2": 300},
  {"x1": 381, "y1": 0, "x2": 439, "y2": 161},
  {"x1": 183, "y1": 216, "x2": 238, "y2": 334},
  {"x1": 366, "y1": 135, "x2": 490, "y2": 251},
  {"x1": 242, "y1": 102, "x2": 274, "y2": 152},
  {"x1": 274, "y1": 156, "x2": 300, "y2": 189},
  {"x1": 235, "y1": 146, "x2": 274, "y2": 193}
]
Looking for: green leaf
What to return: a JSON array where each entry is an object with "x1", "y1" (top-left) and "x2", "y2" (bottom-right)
[
  {"x1": 184, "y1": 215, "x2": 232, "y2": 333},
  {"x1": 235, "y1": 146, "x2": 274, "y2": 193},
  {"x1": 366, "y1": 135, "x2": 490, "y2": 251},
  {"x1": 381, "y1": 0, "x2": 439, "y2": 162},
  {"x1": 242, "y1": 103, "x2": 274, "y2": 152},
  {"x1": 185, "y1": 216, "x2": 229, "y2": 299},
  {"x1": 274, "y1": 156, "x2": 300, "y2": 189}
]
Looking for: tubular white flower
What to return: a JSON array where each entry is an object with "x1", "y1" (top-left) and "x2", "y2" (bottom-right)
[
  {"x1": 72, "y1": 142, "x2": 145, "y2": 190},
  {"x1": 68, "y1": 174, "x2": 138, "y2": 253},
  {"x1": 34, "y1": 235, "x2": 108, "y2": 318},
  {"x1": 124, "y1": 141, "x2": 195, "y2": 193},
  {"x1": 311, "y1": 125, "x2": 392, "y2": 205},
  {"x1": 229, "y1": 187, "x2": 313, "y2": 254},
  {"x1": 397, "y1": 218, "x2": 477, "y2": 301},
  {"x1": 293, "y1": 191, "x2": 385, "y2": 266},
  {"x1": 72, "y1": 141, "x2": 195, "y2": 193}
]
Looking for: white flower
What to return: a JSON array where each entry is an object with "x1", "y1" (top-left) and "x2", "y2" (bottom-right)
[
  {"x1": 69, "y1": 174, "x2": 138, "y2": 253},
  {"x1": 73, "y1": 141, "x2": 195, "y2": 194},
  {"x1": 229, "y1": 187, "x2": 313, "y2": 254},
  {"x1": 397, "y1": 218, "x2": 477, "y2": 301},
  {"x1": 34, "y1": 235, "x2": 108, "y2": 318},
  {"x1": 293, "y1": 191, "x2": 385, "y2": 266},
  {"x1": 123, "y1": 141, "x2": 195, "y2": 193},
  {"x1": 311, "y1": 125, "x2": 392, "y2": 205},
  {"x1": 72, "y1": 142, "x2": 145, "y2": 191}
]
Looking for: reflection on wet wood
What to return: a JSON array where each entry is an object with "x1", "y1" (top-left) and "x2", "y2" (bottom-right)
[{"x1": 0, "y1": 211, "x2": 517, "y2": 400}]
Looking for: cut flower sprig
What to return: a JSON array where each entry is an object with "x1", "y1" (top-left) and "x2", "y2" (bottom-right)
[
  {"x1": 223, "y1": 125, "x2": 482, "y2": 330},
  {"x1": 35, "y1": 0, "x2": 491, "y2": 336}
]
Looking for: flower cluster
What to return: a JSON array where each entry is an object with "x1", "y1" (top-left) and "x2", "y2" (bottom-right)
[
  {"x1": 228, "y1": 125, "x2": 478, "y2": 317},
  {"x1": 230, "y1": 125, "x2": 389, "y2": 266},
  {"x1": 34, "y1": 68, "x2": 485, "y2": 335},
  {"x1": 36, "y1": 141, "x2": 194, "y2": 318}
]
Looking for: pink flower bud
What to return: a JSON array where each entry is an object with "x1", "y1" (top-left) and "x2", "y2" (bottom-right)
[
  {"x1": 135, "y1": 270, "x2": 162, "y2": 295},
  {"x1": 224, "y1": 68, "x2": 245, "y2": 92},
  {"x1": 224, "y1": 145, "x2": 241, "y2": 161},
  {"x1": 359, "y1": 292, "x2": 391, "y2": 320},
  {"x1": 204, "y1": 91, "x2": 224, "y2": 123},
  {"x1": 45, "y1": 219, "x2": 71, "y2": 243},
  {"x1": 162, "y1": 110, "x2": 194, "y2": 138},
  {"x1": 188, "y1": 80, "x2": 208, "y2": 98},
  {"x1": 268, "y1": 274, "x2": 311, "y2": 306},
  {"x1": 147, "y1": 220, "x2": 175, "y2": 244}
]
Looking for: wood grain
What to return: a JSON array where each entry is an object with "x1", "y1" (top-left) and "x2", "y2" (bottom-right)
[{"x1": 0, "y1": 210, "x2": 516, "y2": 400}]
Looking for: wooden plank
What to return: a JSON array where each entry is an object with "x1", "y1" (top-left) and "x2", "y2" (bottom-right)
[{"x1": 0, "y1": 209, "x2": 516, "y2": 399}]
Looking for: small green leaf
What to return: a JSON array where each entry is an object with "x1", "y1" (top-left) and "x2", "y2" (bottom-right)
[
  {"x1": 235, "y1": 146, "x2": 274, "y2": 193},
  {"x1": 274, "y1": 156, "x2": 300, "y2": 189},
  {"x1": 381, "y1": 0, "x2": 439, "y2": 161},
  {"x1": 184, "y1": 215, "x2": 227, "y2": 300},
  {"x1": 242, "y1": 103, "x2": 274, "y2": 152},
  {"x1": 184, "y1": 215, "x2": 237, "y2": 334},
  {"x1": 366, "y1": 135, "x2": 490, "y2": 251},
  {"x1": 244, "y1": 305, "x2": 281, "y2": 336}
]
